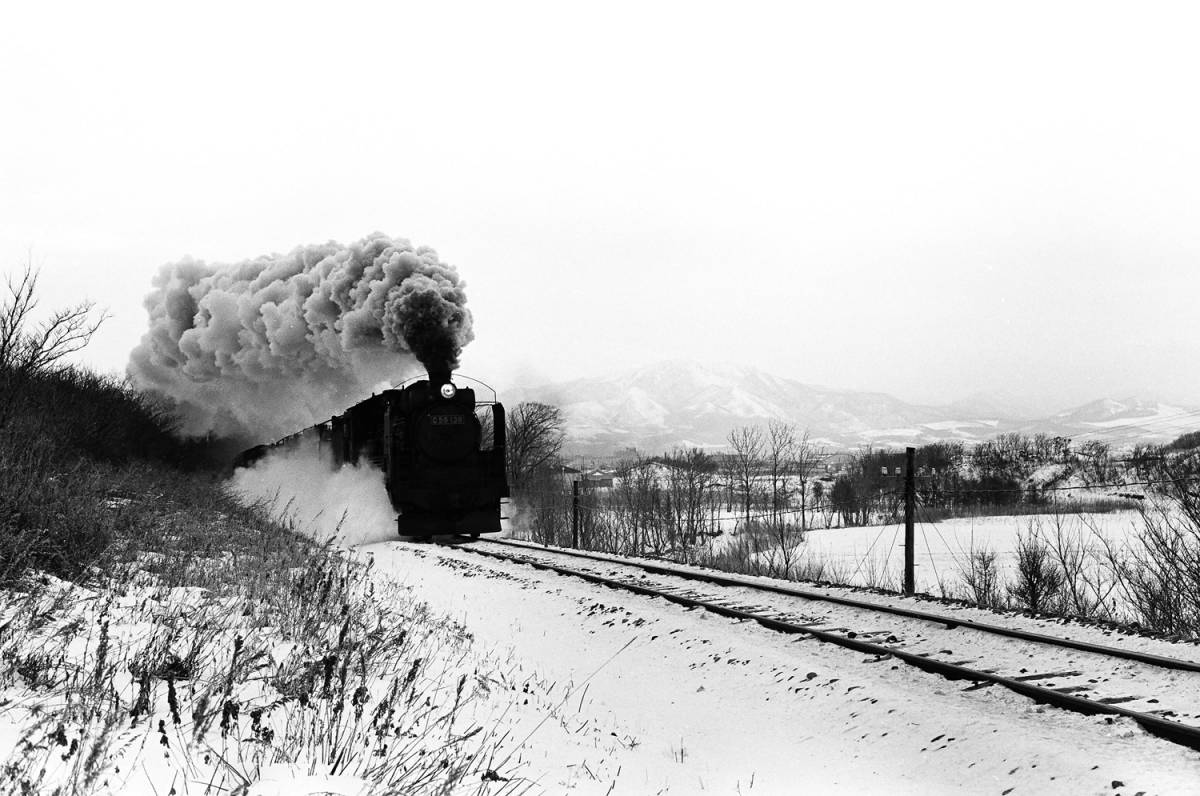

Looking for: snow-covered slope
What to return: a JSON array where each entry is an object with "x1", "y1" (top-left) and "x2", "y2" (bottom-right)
[
  {"x1": 503, "y1": 360, "x2": 1200, "y2": 455},
  {"x1": 1052, "y1": 397, "x2": 1200, "y2": 432}
]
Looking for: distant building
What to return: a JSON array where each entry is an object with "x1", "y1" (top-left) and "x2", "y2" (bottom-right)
[{"x1": 581, "y1": 469, "x2": 615, "y2": 489}]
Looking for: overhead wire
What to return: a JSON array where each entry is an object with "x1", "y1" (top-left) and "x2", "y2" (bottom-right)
[
  {"x1": 926, "y1": 475, "x2": 1196, "y2": 497},
  {"x1": 846, "y1": 520, "x2": 897, "y2": 585},
  {"x1": 919, "y1": 520, "x2": 940, "y2": 591},
  {"x1": 916, "y1": 501, "x2": 953, "y2": 584},
  {"x1": 881, "y1": 523, "x2": 900, "y2": 584}
]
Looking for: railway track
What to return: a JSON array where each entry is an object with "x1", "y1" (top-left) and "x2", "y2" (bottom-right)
[{"x1": 449, "y1": 537, "x2": 1200, "y2": 752}]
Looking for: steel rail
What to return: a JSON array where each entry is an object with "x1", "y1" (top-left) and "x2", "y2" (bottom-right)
[
  {"x1": 456, "y1": 543, "x2": 1200, "y2": 752},
  {"x1": 482, "y1": 538, "x2": 1200, "y2": 674}
]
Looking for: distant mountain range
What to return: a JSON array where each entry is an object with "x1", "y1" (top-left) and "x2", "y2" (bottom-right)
[{"x1": 502, "y1": 361, "x2": 1200, "y2": 456}]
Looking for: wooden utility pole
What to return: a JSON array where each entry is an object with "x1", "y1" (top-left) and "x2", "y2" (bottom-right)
[
  {"x1": 572, "y1": 480, "x2": 581, "y2": 548},
  {"x1": 904, "y1": 446, "x2": 916, "y2": 596}
]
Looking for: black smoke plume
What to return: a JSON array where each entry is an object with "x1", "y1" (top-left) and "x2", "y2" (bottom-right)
[{"x1": 127, "y1": 233, "x2": 473, "y2": 441}]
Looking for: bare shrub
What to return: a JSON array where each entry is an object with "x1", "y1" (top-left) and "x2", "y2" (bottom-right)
[
  {"x1": 960, "y1": 548, "x2": 1004, "y2": 609},
  {"x1": 857, "y1": 548, "x2": 899, "y2": 591},
  {"x1": 1101, "y1": 492, "x2": 1200, "y2": 635},
  {"x1": 682, "y1": 522, "x2": 847, "y2": 585},
  {"x1": 689, "y1": 525, "x2": 775, "y2": 577},
  {"x1": 516, "y1": 467, "x2": 571, "y2": 547},
  {"x1": 794, "y1": 554, "x2": 853, "y2": 584},
  {"x1": 768, "y1": 518, "x2": 806, "y2": 577},
  {"x1": 1042, "y1": 511, "x2": 1119, "y2": 619},
  {"x1": 1007, "y1": 528, "x2": 1065, "y2": 613}
]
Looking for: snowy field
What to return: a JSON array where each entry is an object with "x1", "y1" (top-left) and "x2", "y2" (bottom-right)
[{"x1": 799, "y1": 510, "x2": 1144, "y2": 595}]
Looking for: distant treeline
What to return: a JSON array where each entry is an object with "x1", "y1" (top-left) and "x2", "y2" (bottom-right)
[
  {"x1": 512, "y1": 422, "x2": 1200, "y2": 549},
  {"x1": 823, "y1": 433, "x2": 1137, "y2": 526},
  {"x1": 1165, "y1": 429, "x2": 1200, "y2": 452}
]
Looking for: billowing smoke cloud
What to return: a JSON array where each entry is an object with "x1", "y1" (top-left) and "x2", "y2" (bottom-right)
[{"x1": 127, "y1": 233, "x2": 473, "y2": 440}]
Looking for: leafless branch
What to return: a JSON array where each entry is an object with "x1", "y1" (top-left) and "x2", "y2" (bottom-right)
[{"x1": 0, "y1": 264, "x2": 108, "y2": 431}]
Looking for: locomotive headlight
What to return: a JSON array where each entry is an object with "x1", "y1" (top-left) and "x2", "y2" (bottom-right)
[{"x1": 439, "y1": 383, "x2": 457, "y2": 400}]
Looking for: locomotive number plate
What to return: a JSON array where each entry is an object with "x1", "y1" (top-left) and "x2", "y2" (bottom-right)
[{"x1": 430, "y1": 415, "x2": 466, "y2": 426}]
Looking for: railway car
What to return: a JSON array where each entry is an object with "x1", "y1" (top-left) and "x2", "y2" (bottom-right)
[{"x1": 236, "y1": 369, "x2": 508, "y2": 539}]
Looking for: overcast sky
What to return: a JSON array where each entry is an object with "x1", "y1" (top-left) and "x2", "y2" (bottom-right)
[{"x1": 3, "y1": 1, "x2": 1199, "y2": 411}]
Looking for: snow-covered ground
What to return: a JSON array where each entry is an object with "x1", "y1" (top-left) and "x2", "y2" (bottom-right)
[
  {"x1": 801, "y1": 510, "x2": 1142, "y2": 595},
  {"x1": 361, "y1": 538, "x2": 1200, "y2": 794},
  {"x1": 0, "y1": 553, "x2": 644, "y2": 796},
  {"x1": 225, "y1": 454, "x2": 1200, "y2": 792},
  {"x1": 8, "y1": 517, "x2": 1198, "y2": 794},
  {"x1": 11, "y1": 451, "x2": 1190, "y2": 796}
]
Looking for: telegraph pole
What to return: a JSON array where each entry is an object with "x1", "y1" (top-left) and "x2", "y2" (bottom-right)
[
  {"x1": 904, "y1": 446, "x2": 916, "y2": 596},
  {"x1": 572, "y1": 480, "x2": 581, "y2": 548}
]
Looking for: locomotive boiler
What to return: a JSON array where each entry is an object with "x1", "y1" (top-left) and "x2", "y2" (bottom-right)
[{"x1": 234, "y1": 369, "x2": 509, "y2": 539}]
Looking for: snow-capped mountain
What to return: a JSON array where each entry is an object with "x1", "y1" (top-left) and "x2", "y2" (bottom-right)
[
  {"x1": 1027, "y1": 397, "x2": 1200, "y2": 440},
  {"x1": 502, "y1": 361, "x2": 1200, "y2": 455}
]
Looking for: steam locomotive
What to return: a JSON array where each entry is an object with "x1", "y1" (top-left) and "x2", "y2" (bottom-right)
[{"x1": 234, "y1": 369, "x2": 509, "y2": 539}]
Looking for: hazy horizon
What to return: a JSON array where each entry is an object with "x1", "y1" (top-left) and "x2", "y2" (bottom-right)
[
  {"x1": 501, "y1": 356, "x2": 1200, "y2": 418},
  {"x1": 4, "y1": 2, "x2": 1199, "y2": 413}
]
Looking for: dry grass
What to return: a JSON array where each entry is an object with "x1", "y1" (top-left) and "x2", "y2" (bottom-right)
[{"x1": 0, "y1": 470, "x2": 530, "y2": 795}]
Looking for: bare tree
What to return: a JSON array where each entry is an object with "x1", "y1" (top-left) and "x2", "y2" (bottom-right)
[
  {"x1": 792, "y1": 429, "x2": 826, "y2": 533},
  {"x1": 505, "y1": 401, "x2": 565, "y2": 493},
  {"x1": 830, "y1": 475, "x2": 858, "y2": 527},
  {"x1": 725, "y1": 425, "x2": 763, "y2": 530},
  {"x1": 1, "y1": 264, "x2": 106, "y2": 431},
  {"x1": 611, "y1": 453, "x2": 660, "y2": 554},
  {"x1": 765, "y1": 420, "x2": 796, "y2": 527},
  {"x1": 1076, "y1": 440, "x2": 1116, "y2": 485},
  {"x1": 661, "y1": 448, "x2": 720, "y2": 550},
  {"x1": 811, "y1": 479, "x2": 829, "y2": 528}
]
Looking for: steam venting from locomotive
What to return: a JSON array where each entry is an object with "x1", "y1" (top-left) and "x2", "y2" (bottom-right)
[
  {"x1": 231, "y1": 438, "x2": 398, "y2": 547},
  {"x1": 127, "y1": 232, "x2": 473, "y2": 440}
]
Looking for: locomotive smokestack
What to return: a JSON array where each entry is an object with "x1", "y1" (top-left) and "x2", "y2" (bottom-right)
[{"x1": 427, "y1": 365, "x2": 452, "y2": 387}]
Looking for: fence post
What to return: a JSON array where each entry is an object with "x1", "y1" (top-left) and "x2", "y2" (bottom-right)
[
  {"x1": 572, "y1": 480, "x2": 581, "y2": 548},
  {"x1": 904, "y1": 446, "x2": 916, "y2": 596}
]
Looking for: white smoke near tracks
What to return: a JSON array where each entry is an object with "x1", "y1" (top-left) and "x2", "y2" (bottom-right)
[
  {"x1": 229, "y1": 442, "x2": 397, "y2": 547},
  {"x1": 128, "y1": 232, "x2": 473, "y2": 441}
]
